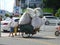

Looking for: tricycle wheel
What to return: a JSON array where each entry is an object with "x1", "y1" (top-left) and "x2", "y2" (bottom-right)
[
  {"x1": 21, "y1": 33, "x2": 32, "y2": 38},
  {"x1": 55, "y1": 31, "x2": 59, "y2": 36}
]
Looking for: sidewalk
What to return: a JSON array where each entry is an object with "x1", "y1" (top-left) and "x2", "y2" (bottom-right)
[
  {"x1": 1, "y1": 33, "x2": 9, "y2": 37},
  {"x1": 1, "y1": 32, "x2": 20, "y2": 37}
]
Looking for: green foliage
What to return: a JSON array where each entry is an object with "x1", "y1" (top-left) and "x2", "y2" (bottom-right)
[
  {"x1": 44, "y1": 0, "x2": 60, "y2": 9},
  {"x1": 22, "y1": 9, "x2": 26, "y2": 13},
  {"x1": 55, "y1": 8, "x2": 60, "y2": 17},
  {"x1": 43, "y1": 8, "x2": 54, "y2": 13},
  {"x1": 5, "y1": 13, "x2": 10, "y2": 17},
  {"x1": 43, "y1": 0, "x2": 47, "y2": 2}
]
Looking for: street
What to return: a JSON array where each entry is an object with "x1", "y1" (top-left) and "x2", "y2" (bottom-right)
[{"x1": 0, "y1": 31, "x2": 60, "y2": 45}]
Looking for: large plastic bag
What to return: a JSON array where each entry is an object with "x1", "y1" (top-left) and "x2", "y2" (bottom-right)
[
  {"x1": 31, "y1": 16, "x2": 43, "y2": 29},
  {"x1": 34, "y1": 8, "x2": 43, "y2": 17},
  {"x1": 26, "y1": 8, "x2": 35, "y2": 18},
  {"x1": 19, "y1": 12, "x2": 31, "y2": 25}
]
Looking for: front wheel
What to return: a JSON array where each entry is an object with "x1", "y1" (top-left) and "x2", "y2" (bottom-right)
[
  {"x1": 21, "y1": 33, "x2": 32, "y2": 38},
  {"x1": 55, "y1": 31, "x2": 59, "y2": 36}
]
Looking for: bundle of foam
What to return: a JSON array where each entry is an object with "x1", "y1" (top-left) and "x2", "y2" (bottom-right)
[
  {"x1": 26, "y1": 8, "x2": 35, "y2": 18},
  {"x1": 19, "y1": 8, "x2": 43, "y2": 30},
  {"x1": 31, "y1": 15, "x2": 43, "y2": 29},
  {"x1": 34, "y1": 8, "x2": 43, "y2": 17},
  {"x1": 19, "y1": 12, "x2": 31, "y2": 25}
]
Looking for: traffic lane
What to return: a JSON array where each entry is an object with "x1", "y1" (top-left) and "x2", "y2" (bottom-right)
[
  {"x1": 1, "y1": 31, "x2": 60, "y2": 45},
  {"x1": 0, "y1": 37, "x2": 58, "y2": 45},
  {"x1": 27, "y1": 36, "x2": 60, "y2": 45},
  {"x1": 0, "y1": 34, "x2": 60, "y2": 45},
  {"x1": 31, "y1": 31, "x2": 60, "y2": 45},
  {"x1": 0, "y1": 37, "x2": 52, "y2": 45}
]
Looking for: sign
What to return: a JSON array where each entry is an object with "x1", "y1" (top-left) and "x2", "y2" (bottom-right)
[
  {"x1": 13, "y1": 6, "x2": 22, "y2": 16},
  {"x1": 0, "y1": 10, "x2": 5, "y2": 15}
]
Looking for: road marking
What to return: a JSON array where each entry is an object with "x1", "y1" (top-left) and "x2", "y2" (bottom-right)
[
  {"x1": 22, "y1": 37, "x2": 58, "y2": 45},
  {"x1": 33, "y1": 39, "x2": 57, "y2": 45},
  {"x1": 44, "y1": 36, "x2": 58, "y2": 38}
]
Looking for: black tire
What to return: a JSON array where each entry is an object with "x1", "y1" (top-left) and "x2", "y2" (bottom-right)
[
  {"x1": 21, "y1": 33, "x2": 32, "y2": 38},
  {"x1": 45, "y1": 21, "x2": 49, "y2": 25},
  {"x1": 3, "y1": 30, "x2": 9, "y2": 32},
  {"x1": 55, "y1": 31, "x2": 59, "y2": 36}
]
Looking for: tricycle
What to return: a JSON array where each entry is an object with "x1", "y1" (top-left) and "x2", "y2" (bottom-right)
[
  {"x1": 19, "y1": 24, "x2": 39, "y2": 37},
  {"x1": 55, "y1": 31, "x2": 60, "y2": 36},
  {"x1": 55, "y1": 23, "x2": 60, "y2": 36}
]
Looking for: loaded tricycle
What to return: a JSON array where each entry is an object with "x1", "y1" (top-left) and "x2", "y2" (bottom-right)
[
  {"x1": 55, "y1": 23, "x2": 60, "y2": 36},
  {"x1": 18, "y1": 8, "x2": 43, "y2": 37}
]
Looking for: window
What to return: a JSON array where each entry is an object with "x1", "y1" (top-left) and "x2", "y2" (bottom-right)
[
  {"x1": 43, "y1": 14, "x2": 53, "y2": 16},
  {"x1": 21, "y1": 0, "x2": 25, "y2": 3},
  {"x1": 36, "y1": 0, "x2": 41, "y2": 1},
  {"x1": 46, "y1": 16, "x2": 57, "y2": 19},
  {"x1": 18, "y1": 0, "x2": 20, "y2": 1}
]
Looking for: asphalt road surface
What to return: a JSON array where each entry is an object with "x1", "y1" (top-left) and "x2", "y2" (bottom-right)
[{"x1": 0, "y1": 31, "x2": 60, "y2": 45}]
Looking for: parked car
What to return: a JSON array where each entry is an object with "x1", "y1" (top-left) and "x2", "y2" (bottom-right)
[
  {"x1": 42, "y1": 16, "x2": 60, "y2": 25},
  {"x1": 1, "y1": 17, "x2": 19, "y2": 32},
  {"x1": 40, "y1": 16, "x2": 60, "y2": 32},
  {"x1": 40, "y1": 22, "x2": 59, "y2": 32}
]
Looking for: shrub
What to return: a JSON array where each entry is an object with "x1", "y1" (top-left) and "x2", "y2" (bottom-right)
[
  {"x1": 5, "y1": 13, "x2": 10, "y2": 17},
  {"x1": 55, "y1": 8, "x2": 60, "y2": 17},
  {"x1": 43, "y1": 8, "x2": 54, "y2": 13}
]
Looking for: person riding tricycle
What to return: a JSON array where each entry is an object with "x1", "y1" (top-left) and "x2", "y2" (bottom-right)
[{"x1": 55, "y1": 23, "x2": 60, "y2": 36}]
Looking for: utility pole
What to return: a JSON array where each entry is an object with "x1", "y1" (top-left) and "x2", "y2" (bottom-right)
[
  {"x1": 27, "y1": 0, "x2": 29, "y2": 8},
  {"x1": 0, "y1": 16, "x2": 2, "y2": 37}
]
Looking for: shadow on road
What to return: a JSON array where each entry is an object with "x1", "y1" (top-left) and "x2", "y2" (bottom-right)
[
  {"x1": 0, "y1": 44, "x2": 7, "y2": 45},
  {"x1": 23, "y1": 36, "x2": 56, "y2": 40}
]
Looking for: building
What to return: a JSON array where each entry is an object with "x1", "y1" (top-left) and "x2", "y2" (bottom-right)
[{"x1": 15, "y1": 0, "x2": 43, "y2": 8}]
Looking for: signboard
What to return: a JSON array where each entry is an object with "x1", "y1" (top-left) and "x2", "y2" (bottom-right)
[
  {"x1": 13, "y1": 6, "x2": 22, "y2": 16},
  {"x1": 0, "y1": 10, "x2": 5, "y2": 15}
]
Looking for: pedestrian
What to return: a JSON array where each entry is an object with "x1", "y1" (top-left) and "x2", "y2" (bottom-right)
[
  {"x1": 14, "y1": 19, "x2": 19, "y2": 36},
  {"x1": 9, "y1": 16, "x2": 14, "y2": 37}
]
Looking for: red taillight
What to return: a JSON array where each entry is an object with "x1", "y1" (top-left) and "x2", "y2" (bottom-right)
[{"x1": 3, "y1": 23, "x2": 8, "y2": 25}]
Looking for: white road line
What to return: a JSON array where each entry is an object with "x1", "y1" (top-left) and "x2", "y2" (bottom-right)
[{"x1": 44, "y1": 36, "x2": 59, "y2": 38}]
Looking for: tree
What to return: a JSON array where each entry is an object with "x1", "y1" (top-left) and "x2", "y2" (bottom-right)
[
  {"x1": 55, "y1": 8, "x2": 60, "y2": 17},
  {"x1": 43, "y1": 0, "x2": 60, "y2": 10},
  {"x1": 5, "y1": 13, "x2": 10, "y2": 17},
  {"x1": 43, "y1": 8, "x2": 54, "y2": 13}
]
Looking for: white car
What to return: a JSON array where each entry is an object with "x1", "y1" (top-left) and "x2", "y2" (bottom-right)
[
  {"x1": 1, "y1": 17, "x2": 19, "y2": 32},
  {"x1": 40, "y1": 23, "x2": 58, "y2": 32},
  {"x1": 40, "y1": 16, "x2": 60, "y2": 31},
  {"x1": 42, "y1": 16, "x2": 60, "y2": 25}
]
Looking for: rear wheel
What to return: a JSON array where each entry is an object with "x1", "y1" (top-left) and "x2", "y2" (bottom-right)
[
  {"x1": 55, "y1": 31, "x2": 59, "y2": 36},
  {"x1": 45, "y1": 21, "x2": 49, "y2": 25}
]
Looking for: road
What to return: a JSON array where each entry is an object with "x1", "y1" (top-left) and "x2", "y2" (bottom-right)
[{"x1": 0, "y1": 31, "x2": 60, "y2": 45}]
